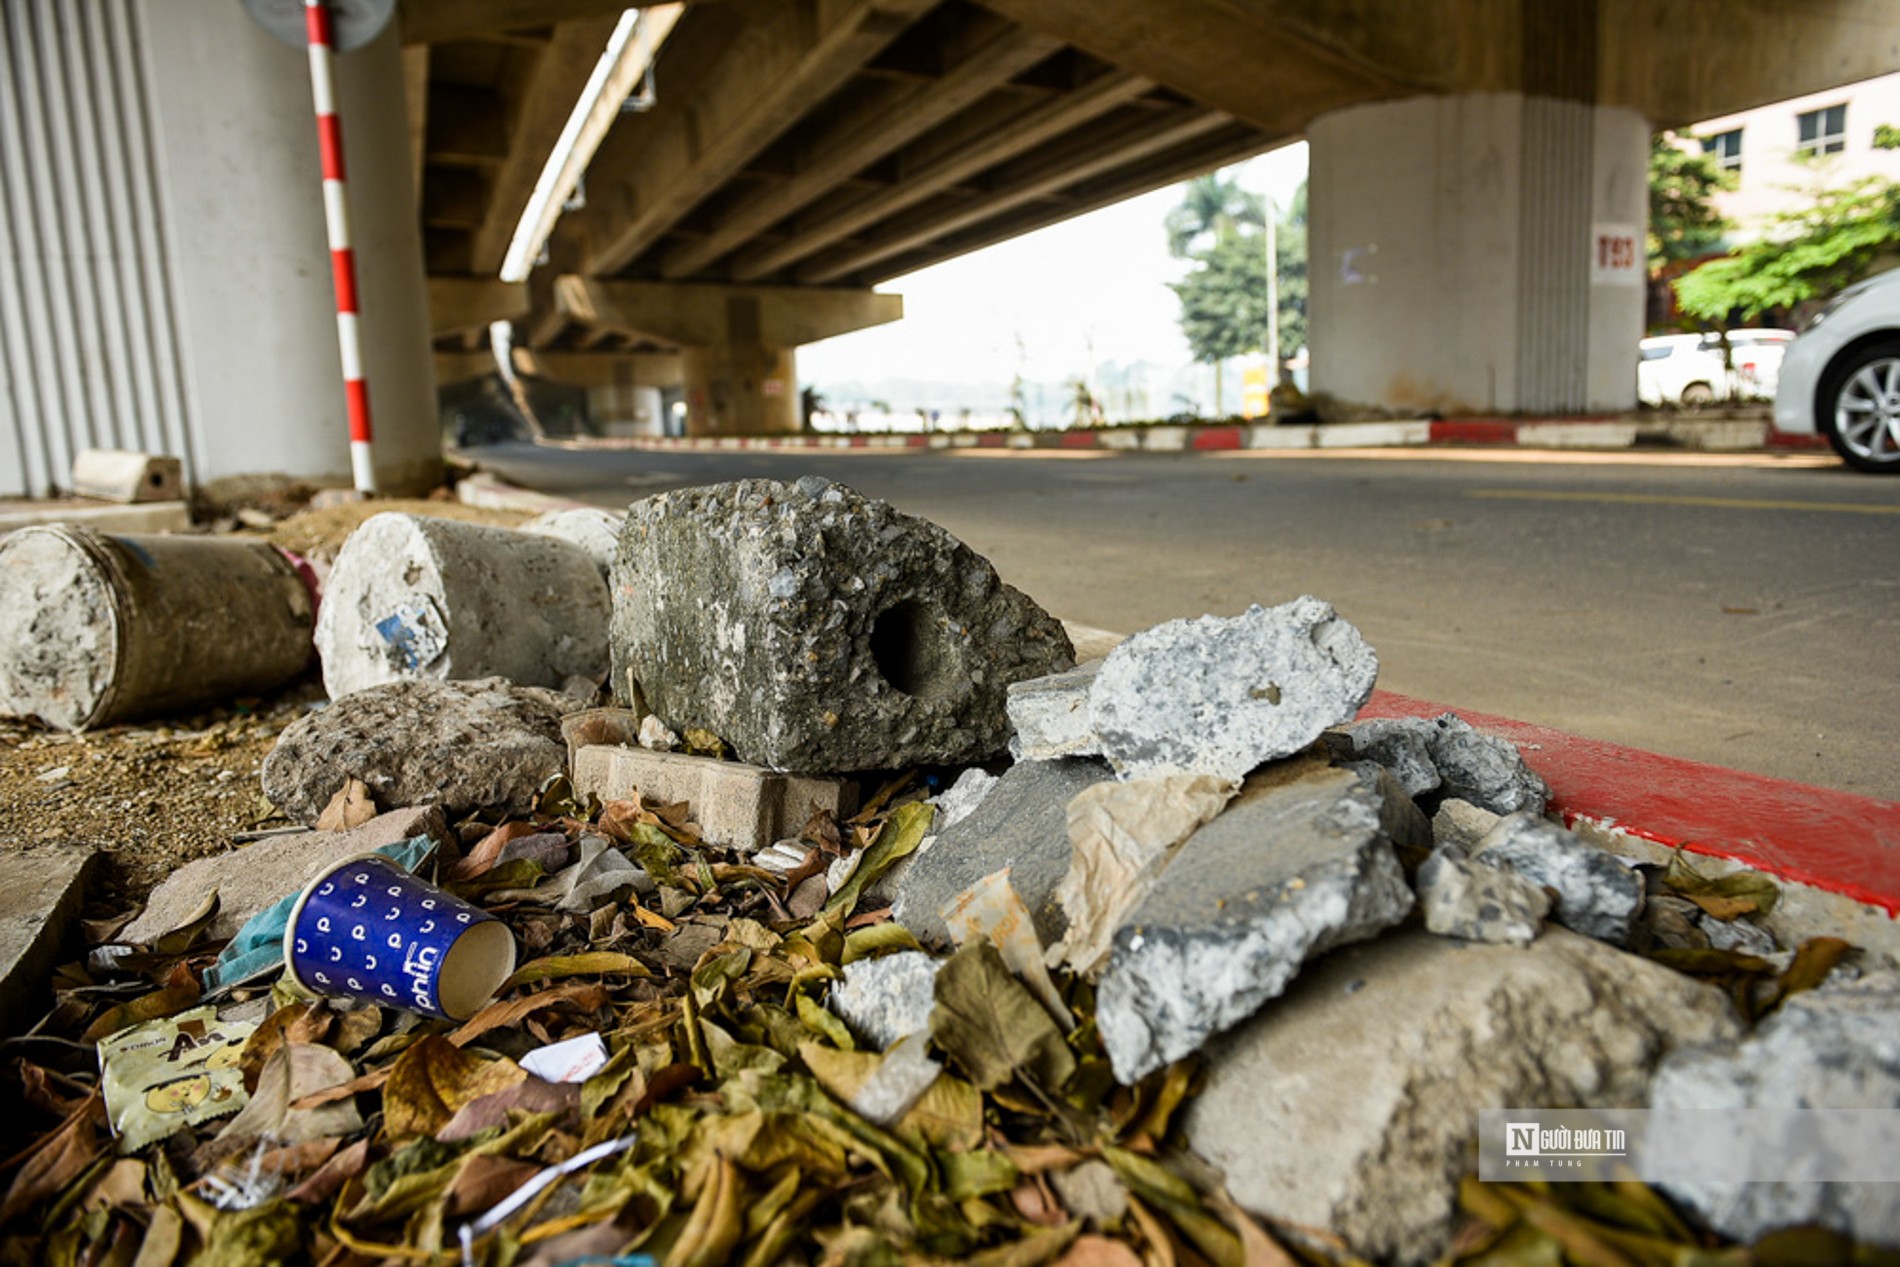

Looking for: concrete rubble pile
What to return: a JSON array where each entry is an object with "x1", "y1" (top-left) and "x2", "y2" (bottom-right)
[{"x1": 5, "y1": 475, "x2": 1894, "y2": 1262}]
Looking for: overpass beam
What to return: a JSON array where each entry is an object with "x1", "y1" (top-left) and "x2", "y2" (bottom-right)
[
  {"x1": 1307, "y1": 92, "x2": 1649, "y2": 416},
  {"x1": 552, "y1": 277, "x2": 901, "y2": 435}
]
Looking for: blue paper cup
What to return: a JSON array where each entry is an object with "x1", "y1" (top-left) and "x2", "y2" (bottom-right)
[{"x1": 282, "y1": 854, "x2": 516, "y2": 1021}]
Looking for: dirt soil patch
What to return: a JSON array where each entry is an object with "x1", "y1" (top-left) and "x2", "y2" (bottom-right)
[{"x1": 0, "y1": 499, "x2": 531, "y2": 915}]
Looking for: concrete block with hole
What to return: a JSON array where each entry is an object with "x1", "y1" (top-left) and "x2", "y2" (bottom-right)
[
  {"x1": 71, "y1": 449, "x2": 184, "y2": 503},
  {"x1": 608, "y1": 477, "x2": 1074, "y2": 772},
  {"x1": 572, "y1": 743, "x2": 853, "y2": 853}
]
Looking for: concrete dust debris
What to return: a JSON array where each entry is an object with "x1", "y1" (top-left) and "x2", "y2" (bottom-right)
[
  {"x1": 519, "y1": 507, "x2": 624, "y2": 574},
  {"x1": 1652, "y1": 973, "x2": 1900, "y2": 1245},
  {"x1": 1331, "y1": 713, "x2": 1550, "y2": 816},
  {"x1": 121, "y1": 807, "x2": 454, "y2": 945},
  {"x1": 571, "y1": 744, "x2": 849, "y2": 854}
]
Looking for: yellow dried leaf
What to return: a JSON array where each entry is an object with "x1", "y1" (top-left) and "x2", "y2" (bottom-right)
[{"x1": 380, "y1": 1035, "x2": 526, "y2": 1139}]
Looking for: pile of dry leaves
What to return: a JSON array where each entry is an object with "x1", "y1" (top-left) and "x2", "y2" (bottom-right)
[{"x1": 0, "y1": 769, "x2": 1871, "y2": 1267}]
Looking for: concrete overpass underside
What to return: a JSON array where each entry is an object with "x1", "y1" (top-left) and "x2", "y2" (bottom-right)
[
  {"x1": 5, "y1": 0, "x2": 1898, "y2": 494},
  {"x1": 409, "y1": 0, "x2": 1900, "y2": 432}
]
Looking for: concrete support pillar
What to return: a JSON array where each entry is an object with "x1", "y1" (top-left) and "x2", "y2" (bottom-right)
[
  {"x1": 681, "y1": 338, "x2": 798, "y2": 435},
  {"x1": 141, "y1": 0, "x2": 439, "y2": 492},
  {"x1": 1307, "y1": 93, "x2": 1648, "y2": 416}
]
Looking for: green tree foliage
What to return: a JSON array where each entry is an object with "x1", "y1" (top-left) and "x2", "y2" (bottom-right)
[
  {"x1": 1274, "y1": 182, "x2": 1308, "y2": 361},
  {"x1": 1648, "y1": 131, "x2": 1734, "y2": 271},
  {"x1": 1171, "y1": 228, "x2": 1271, "y2": 365},
  {"x1": 1674, "y1": 177, "x2": 1900, "y2": 321},
  {"x1": 1165, "y1": 172, "x2": 1264, "y2": 259},
  {"x1": 1874, "y1": 123, "x2": 1900, "y2": 151},
  {"x1": 1167, "y1": 173, "x2": 1309, "y2": 367}
]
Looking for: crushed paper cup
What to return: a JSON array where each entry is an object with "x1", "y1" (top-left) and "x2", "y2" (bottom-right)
[{"x1": 283, "y1": 854, "x2": 515, "y2": 1021}]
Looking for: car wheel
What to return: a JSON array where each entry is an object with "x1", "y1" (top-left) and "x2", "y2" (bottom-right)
[
  {"x1": 1679, "y1": 382, "x2": 1715, "y2": 407},
  {"x1": 1819, "y1": 339, "x2": 1900, "y2": 474}
]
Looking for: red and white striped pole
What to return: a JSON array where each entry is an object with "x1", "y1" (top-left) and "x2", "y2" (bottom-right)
[{"x1": 304, "y1": 0, "x2": 377, "y2": 495}]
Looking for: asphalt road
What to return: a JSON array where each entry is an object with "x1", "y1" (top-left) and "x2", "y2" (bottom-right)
[{"x1": 469, "y1": 441, "x2": 1900, "y2": 800}]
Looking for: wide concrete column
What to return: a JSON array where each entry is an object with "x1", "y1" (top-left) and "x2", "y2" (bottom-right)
[
  {"x1": 1307, "y1": 93, "x2": 1648, "y2": 416},
  {"x1": 141, "y1": 0, "x2": 439, "y2": 491},
  {"x1": 552, "y1": 276, "x2": 901, "y2": 436}
]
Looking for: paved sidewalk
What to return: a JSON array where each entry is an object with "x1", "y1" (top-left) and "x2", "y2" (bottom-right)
[{"x1": 547, "y1": 411, "x2": 1832, "y2": 457}]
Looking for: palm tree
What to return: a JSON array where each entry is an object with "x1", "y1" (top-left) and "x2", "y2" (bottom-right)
[{"x1": 1165, "y1": 173, "x2": 1266, "y2": 260}]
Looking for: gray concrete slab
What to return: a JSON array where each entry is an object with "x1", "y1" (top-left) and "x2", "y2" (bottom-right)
[{"x1": 0, "y1": 845, "x2": 98, "y2": 1035}]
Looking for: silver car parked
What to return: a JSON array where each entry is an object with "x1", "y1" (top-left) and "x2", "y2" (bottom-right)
[{"x1": 1774, "y1": 268, "x2": 1900, "y2": 473}]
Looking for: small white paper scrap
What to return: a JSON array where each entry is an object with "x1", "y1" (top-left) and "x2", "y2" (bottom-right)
[{"x1": 520, "y1": 1032, "x2": 610, "y2": 1084}]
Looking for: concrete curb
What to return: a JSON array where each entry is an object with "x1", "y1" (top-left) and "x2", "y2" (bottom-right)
[
  {"x1": 0, "y1": 499, "x2": 192, "y2": 535},
  {"x1": 1360, "y1": 691, "x2": 1900, "y2": 918},
  {"x1": 543, "y1": 416, "x2": 1832, "y2": 457}
]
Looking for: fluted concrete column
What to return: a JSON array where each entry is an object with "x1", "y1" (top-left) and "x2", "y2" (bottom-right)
[
  {"x1": 140, "y1": 0, "x2": 438, "y2": 492},
  {"x1": 1307, "y1": 93, "x2": 1647, "y2": 416}
]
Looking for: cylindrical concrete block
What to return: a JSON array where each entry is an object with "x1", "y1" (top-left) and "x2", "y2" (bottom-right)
[
  {"x1": 520, "y1": 508, "x2": 624, "y2": 575},
  {"x1": 315, "y1": 513, "x2": 610, "y2": 699},
  {"x1": 0, "y1": 526, "x2": 316, "y2": 730}
]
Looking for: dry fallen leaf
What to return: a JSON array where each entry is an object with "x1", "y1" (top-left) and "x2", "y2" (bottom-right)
[{"x1": 315, "y1": 776, "x2": 377, "y2": 831}]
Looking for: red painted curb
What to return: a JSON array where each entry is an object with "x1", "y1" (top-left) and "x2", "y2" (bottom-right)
[
  {"x1": 1059, "y1": 431, "x2": 1102, "y2": 449},
  {"x1": 1190, "y1": 426, "x2": 1244, "y2": 450},
  {"x1": 1361, "y1": 691, "x2": 1900, "y2": 916},
  {"x1": 1429, "y1": 420, "x2": 1519, "y2": 444}
]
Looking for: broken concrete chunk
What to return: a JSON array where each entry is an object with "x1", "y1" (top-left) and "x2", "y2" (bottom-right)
[
  {"x1": 1430, "y1": 797, "x2": 1503, "y2": 854},
  {"x1": 262, "y1": 677, "x2": 575, "y2": 823},
  {"x1": 1473, "y1": 813, "x2": 1644, "y2": 944},
  {"x1": 1426, "y1": 714, "x2": 1550, "y2": 815},
  {"x1": 0, "y1": 846, "x2": 97, "y2": 1035},
  {"x1": 609, "y1": 478, "x2": 1074, "y2": 772},
  {"x1": 930, "y1": 766, "x2": 998, "y2": 832},
  {"x1": 122, "y1": 807, "x2": 454, "y2": 945},
  {"x1": 829, "y1": 950, "x2": 942, "y2": 1050},
  {"x1": 1052, "y1": 773, "x2": 1237, "y2": 977},
  {"x1": 1416, "y1": 846, "x2": 1550, "y2": 946},
  {"x1": 1699, "y1": 912, "x2": 1778, "y2": 957},
  {"x1": 1185, "y1": 930, "x2": 1741, "y2": 1266},
  {"x1": 1096, "y1": 760, "x2": 1414, "y2": 1083},
  {"x1": 571, "y1": 744, "x2": 850, "y2": 854},
  {"x1": 891, "y1": 758, "x2": 1114, "y2": 951},
  {"x1": 1323, "y1": 719, "x2": 1440, "y2": 798},
  {"x1": 1329, "y1": 713, "x2": 1549, "y2": 815},
  {"x1": 71, "y1": 448, "x2": 184, "y2": 503},
  {"x1": 520, "y1": 507, "x2": 624, "y2": 574},
  {"x1": 315, "y1": 512, "x2": 611, "y2": 700},
  {"x1": 1087, "y1": 598, "x2": 1377, "y2": 782},
  {"x1": 638, "y1": 715, "x2": 679, "y2": 751},
  {"x1": 1652, "y1": 975, "x2": 1900, "y2": 1246},
  {"x1": 1007, "y1": 661, "x2": 1101, "y2": 760}
]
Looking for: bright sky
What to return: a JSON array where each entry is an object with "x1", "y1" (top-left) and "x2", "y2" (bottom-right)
[{"x1": 800, "y1": 143, "x2": 1310, "y2": 387}]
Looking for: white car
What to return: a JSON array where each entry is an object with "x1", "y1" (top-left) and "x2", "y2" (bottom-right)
[
  {"x1": 1774, "y1": 268, "x2": 1900, "y2": 473},
  {"x1": 1637, "y1": 329, "x2": 1793, "y2": 407}
]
